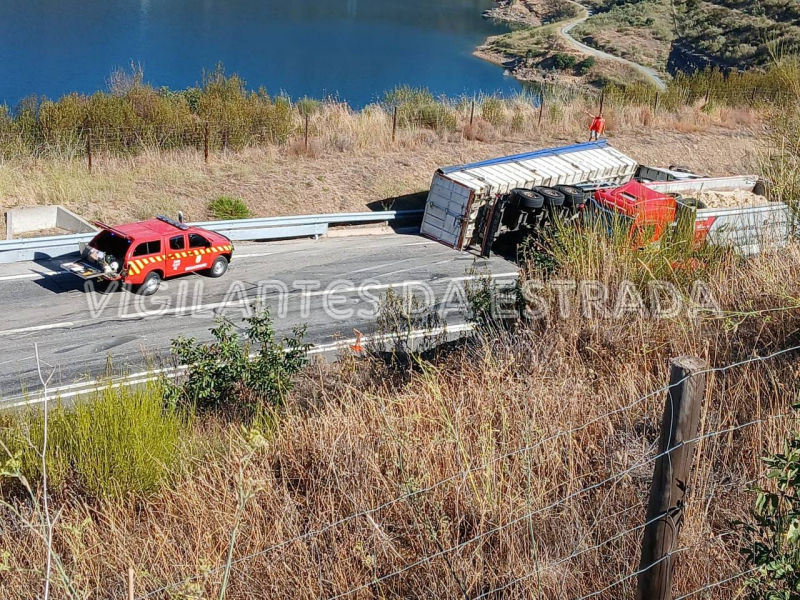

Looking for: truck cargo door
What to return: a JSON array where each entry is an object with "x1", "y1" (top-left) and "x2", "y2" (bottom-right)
[{"x1": 421, "y1": 174, "x2": 473, "y2": 250}]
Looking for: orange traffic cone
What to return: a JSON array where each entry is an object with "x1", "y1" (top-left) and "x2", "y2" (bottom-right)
[{"x1": 351, "y1": 330, "x2": 364, "y2": 354}]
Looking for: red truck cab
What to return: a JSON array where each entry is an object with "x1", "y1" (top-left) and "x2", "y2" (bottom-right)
[
  {"x1": 62, "y1": 216, "x2": 233, "y2": 295},
  {"x1": 592, "y1": 181, "x2": 678, "y2": 248}
]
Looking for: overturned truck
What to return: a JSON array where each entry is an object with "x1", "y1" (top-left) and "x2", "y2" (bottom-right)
[{"x1": 420, "y1": 140, "x2": 792, "y2": 257}]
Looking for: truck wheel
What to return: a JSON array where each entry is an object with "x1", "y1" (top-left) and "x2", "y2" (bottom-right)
[
  {"x1": 206, "y1": 256, "x2": 229, "y2": 278},
  {"x1": 555, "y1": 185, "x2": 587, "y2": 207},
  {"x1": 534, "y1": 187, "x2": 566, "y2": 207},
  {"x1": 753, "y1": 179, "x2": 771, "y2": 198},
  {"x1": 679, "y1": 197, "x2": 707, "y2": 210},
  {"x1": 511, "y1": 188, "x2": 544, "y2": 210},
  {"x1": 137, "y1": 271, "x2": 162, "y2": 296}
]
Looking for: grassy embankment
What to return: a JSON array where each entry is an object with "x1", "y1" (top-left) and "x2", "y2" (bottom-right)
[
  {"x1": 1, "y1": 217, "x2": 799, "y2": 598},
  {"x1": 0, "y1": 63, "x2": 795, "y2": 234}
]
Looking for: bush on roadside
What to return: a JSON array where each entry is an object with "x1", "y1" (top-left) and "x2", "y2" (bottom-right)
[
  {"x1": 553, "y1": 52, "x2": 579, "y2": 71},
  {"x1": 740, "y1": 417, "x2": 800, "y2": 597},
  {"x1": 383, "y1": 85, "x2": 458, "y2": 132},
  {"x1": 481, "y1": 96, "x2": 507, "y2": 127},
  {"x1": 0, "y1": 382, "x2": 186, "y2": 500},
  {"x1": 208, "y1": 195, "x2": 251, "y2": 220},
  {"x1": 575, "y1": 57, "x2": 597, "y2": 75},
  {"x1": 168, "y1": 308, "x2": 309, "y2": 418}
]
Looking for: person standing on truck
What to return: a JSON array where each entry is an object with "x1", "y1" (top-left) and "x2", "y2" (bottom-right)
[{"x1": 586, "y1": 111, "x2": 605, "y2": 141}]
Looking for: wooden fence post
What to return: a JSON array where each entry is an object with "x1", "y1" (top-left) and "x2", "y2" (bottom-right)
[
  {"x1": 86, "y1": 129, "x2": 93, "y2": 174},
  {"x1": 392, "y1": 106, "x2": 398, "y2": 143},
  {"x1": 704, "y1": 88, "x2": 710, "y2": 105},
  {"x1": 127, "y1": 567, "x2": 135, "y2": 600},
  {"x1": 599, "y1": 89, "x2": 605, "y2": 116},
  {"x1": 538, "y1": 93, "x2": 545, "y2": 129},
  {"x1": 636, "y1": 356, "x2": 708, "y2": 600},
  {"x1": 469, "y1": 100, "x2": 475, "y2": 127},
  {"x1": 304, "y1": 113, "x2": 309, "y2": 153},
  {"x1": 750, "y1": 88, "x2": 758, "y2": 107},
  {"x1": 204, "y1": 122, "x2": 209, "y2": 164},
  {"x1": 653, "y1": 91, "x2": 660, "y2": 114}
]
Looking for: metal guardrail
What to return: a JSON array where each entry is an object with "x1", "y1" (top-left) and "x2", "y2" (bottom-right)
[{"x1": 0, "y1": 210, "x2": 424, "y2": 264}]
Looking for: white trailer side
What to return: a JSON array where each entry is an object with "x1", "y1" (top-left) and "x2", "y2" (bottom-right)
[
  {"x1": 421, "y1": 140, "x2": 638, "y2": 251},
  {"x1": 646, "y1": 176, "x2": 793, "y2": 256}
]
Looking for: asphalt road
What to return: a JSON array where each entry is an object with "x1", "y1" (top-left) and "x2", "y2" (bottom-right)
[{"x1": 0, "y1": 233, "x2": 516, "y2": 406}]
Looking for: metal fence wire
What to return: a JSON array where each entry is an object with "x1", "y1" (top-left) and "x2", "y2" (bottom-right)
[{"x1": 133, "y1": 344, "x2": 800, "y2": 600}]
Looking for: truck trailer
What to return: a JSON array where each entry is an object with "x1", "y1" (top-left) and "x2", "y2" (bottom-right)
[{"x1": 420, "y1": 141, "x2": 792, "y2": 257}]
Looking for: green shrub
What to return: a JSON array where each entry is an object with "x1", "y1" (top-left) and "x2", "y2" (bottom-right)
[
  {"x1": 296, "y1": 96, "x2": 321, "y2": 117},
  {"x1": 168, "y1": 308, "x2": 309, "y2": 417},
  {"x1": 481, "y1": 97, "x2": 507, "y2": 127},
  {"x1": 740, "y1": 419, "x2": 800, "y2": 597},
  {"x1": 553, "y1": 52, "x2": 578, "y2": 70},
  {"x1": 209, "y1": 196, "x2": 251, "y2": 220},
  {"x1": 576, "y1": 57, "x2": 597, "y2": 75},
  {"x1": 0, "y1": 382, "x2": 186, "y2": 500},
  {"x1": 383, "y1": 86, "x2": 458, "y2": 132}
]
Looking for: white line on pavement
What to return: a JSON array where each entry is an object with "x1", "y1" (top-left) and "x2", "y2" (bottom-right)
[
  {"x1": 0, "y1": 322, "x2": 75, "y2": 336},
  {"x1": 1, "y1": 324, "x2": 476, "y2": 408}
]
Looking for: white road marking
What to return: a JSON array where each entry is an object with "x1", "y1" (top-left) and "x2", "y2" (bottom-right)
[
  {"x1": 0, "y1": 322, "x2": 75, "y2": 336},
  {"x1": 234, "y1": 252, "x2": 280, "y2": 258},
  {"x1": 0, "y1": 270, "x2": 62, "y2": 281},
  {"x1": 1, "y1": 324, "x2": 476, "y2": 408},
  {"x1": 302, "y1": 280, "x2": 423, "y2": 297},
  {"x1": 121, "y1": 298, "x2": 254, "y2": 319}
]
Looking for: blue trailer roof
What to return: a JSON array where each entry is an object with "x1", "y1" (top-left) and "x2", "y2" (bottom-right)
[{"x1": 439, "y1": 140, "x2": 610, "y2": 175}]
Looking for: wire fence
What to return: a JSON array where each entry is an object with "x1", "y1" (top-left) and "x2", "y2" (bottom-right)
[{"x1": 131, "y1": 344, "x2": 800, "y2": 599}]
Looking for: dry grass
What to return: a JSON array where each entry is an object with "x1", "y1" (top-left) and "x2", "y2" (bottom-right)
[
  {"x1": 1, "y1": 231, "x2": 798, "y2": 599},
  {"x1": 0, "y1": 99, "x2": 764, "y2": 237}
]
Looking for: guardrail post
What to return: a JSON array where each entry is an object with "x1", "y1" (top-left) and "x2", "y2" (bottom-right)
[
  {"x1": 636, "y1": 356, "x2": 707, "y2": 600},
  {"x1": 86, "y1": 129, "x2": 93, "y2": 174}
]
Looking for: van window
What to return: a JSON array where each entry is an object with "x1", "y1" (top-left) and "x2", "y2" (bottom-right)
[
  {"x1": 188, "y1": 233, "x2": 211, "y2": 249},
  {"x1": 169, "y1": 235, "x2": 186, "y2": 250},
  {"x1": 132, "y1": 240, "x2": 162, "y2": 257}
]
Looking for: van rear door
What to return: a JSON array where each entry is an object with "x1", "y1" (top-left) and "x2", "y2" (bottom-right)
[{"x1": 420, "y1": 173, "x2": 474, "y2": 250}]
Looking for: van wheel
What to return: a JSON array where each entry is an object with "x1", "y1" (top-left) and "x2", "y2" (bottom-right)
[
  {"x1": 137, "y1": 271, "x2": 162, "y2": 296},
  {"x1": 206, "y1": 256, "x2": 229, "y2": 278}
]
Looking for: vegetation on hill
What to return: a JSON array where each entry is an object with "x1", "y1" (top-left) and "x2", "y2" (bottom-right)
[
  {"x1": 571, "y1": 0, "x2": 675, "y2": 73},
  {"x1": 675, "y1": 0, "x2": 800, "y2": 67}
]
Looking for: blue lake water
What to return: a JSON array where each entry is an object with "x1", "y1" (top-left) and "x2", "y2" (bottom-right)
[{"x1": 0, "y1": 0, "x2": 521, "y2": 108}]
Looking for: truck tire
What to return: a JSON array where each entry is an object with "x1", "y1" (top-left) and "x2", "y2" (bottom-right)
[
  {"x1": 511, "y1": 188, "x2": 544, "y2": 210},
  {"x1": 753, "y1": 178, "x2": 771, "y2": 198},
  {"x1": 137, "y1": 271, "x2": 162, "y2": 296},
  {"x1": 555, "y1": 185, "x2": 587, "y2": 207},
  {"x1": 679, "y1": 197, "x2": 707, "y2": 210},
  {"x1": 206, "y1": 256, "x2": 229, "y2": 278},
  {"x1": 534, "y1": 186, "x2": 565, "y2": 207}
]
